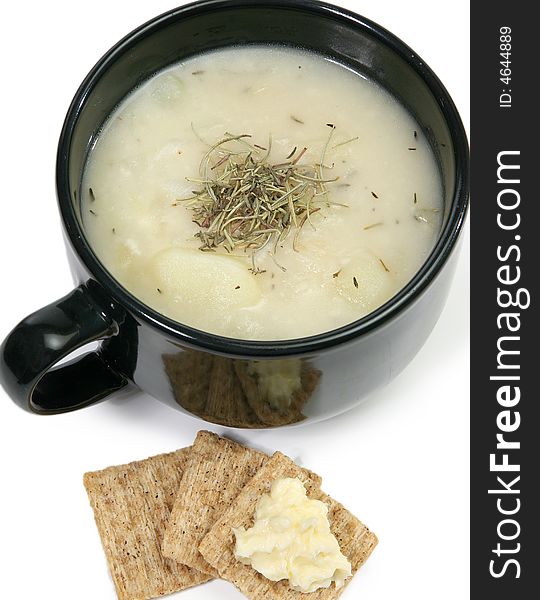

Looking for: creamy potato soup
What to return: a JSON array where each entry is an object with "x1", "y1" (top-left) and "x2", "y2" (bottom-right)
[{"x1": 83, "y1": 46, "x2": 442, "y2": 340}]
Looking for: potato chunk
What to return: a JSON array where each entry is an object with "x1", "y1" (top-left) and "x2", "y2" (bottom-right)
[
  {"x1": 334, "y1": 249, "x2": 394, "y2": 311},
  {"x1": 150, "y1": 248, "x2": 261, "y2": 314},
  {"x1": 149, "y1": 73, "x2": 185, "y2": 107}
]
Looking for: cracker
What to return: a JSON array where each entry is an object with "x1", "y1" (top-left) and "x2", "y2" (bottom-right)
[
  {"x1": 163, "y1": 350, "x2": 214, "y2": 414},
  {"x1": 83, "y1": 449, "x2": 212, "y2": 600},
  {"x1": 162, "y1": 431, "x2": 268, "y2": 575},
  {"x1": 234, "y1": 360, "x2": 321, "y2": 426},
  {"x1": 164, "y1": 352, "x2": 265, "y2": 428},
  {"x1": 162, "y1": 432, "x2": 322, "y2": 575},
  {"x1": 203, "y1": 356, "x2": 262, "y2": 428},
  {"x1": 199, "y1": 451, "x2": 377, "y2": 600}
]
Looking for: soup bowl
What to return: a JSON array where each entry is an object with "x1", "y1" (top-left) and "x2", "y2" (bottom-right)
[{"x1": 0, "y1": 0, "x2": 468, "y2": 427}]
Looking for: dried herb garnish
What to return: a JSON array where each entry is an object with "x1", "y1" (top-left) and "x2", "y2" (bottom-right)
[
  {"x1": 176, "y1": 128, "x2": 341, "y2": 272},
  {"x1": 89, "y1": 187, "x2": 96, "y2": 202},
  {"x1": 112, "y1": 228, "x2": 116, "y2": 234},
  {"x1": 89, "y1": 209, "x2": 97, "y2": 216},
  {"x1": 192, "y1": 70, "x2": 204, "y2": 76},
  {"x1": 294, "y1": 147, "x2": 308, "y2": 164},
  {"x1": 379, "y1": 258, "x2": 390, "y2": 272},
  {"x1": 414, "y1": 130, "x2": 418, "y2": 138},
  {"x1": 353, "y1": 276, "x2": 359, "y2": 288},
  {"x1": 332, "y1": 136, "x2": 359, "y2": 150},
  {"x1": 371, "y1": 191, "x2": 379, "y2": 199},
  {"x1": 157, "y1": 288, "x2": 163, "y2": 294},
  {"x1": 291, "y1": 116, "x2": 304, "y2": 124},
  {"x1": 408, "y1": 147, "x2": 417, "y2": 151},
  {"x1": 363, "y1": 222, "x2": 383, "y2": 230},
  {"x1": 414, "y1": 192, "x2": 417, "y2": 204},
  {"x1": 332, "y1": 269, "x2": 342, "y2": 278},
  {"x1": 286, "y1": 147, "x2": 297, "y2": 160}
]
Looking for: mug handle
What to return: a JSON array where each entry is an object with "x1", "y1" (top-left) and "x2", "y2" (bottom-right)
[{"x1": 0, "y1": 282, "x2": 128, "y2": 414}]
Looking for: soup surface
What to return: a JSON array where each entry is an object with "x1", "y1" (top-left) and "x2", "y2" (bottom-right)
[{"x1": 83, "y1": 46, "x2": 442, "y2": 340}]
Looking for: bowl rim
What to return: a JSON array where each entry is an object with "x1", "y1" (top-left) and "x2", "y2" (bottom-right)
[{"x1": 56, "y1": 0, "x2": 469, "y2": 357}]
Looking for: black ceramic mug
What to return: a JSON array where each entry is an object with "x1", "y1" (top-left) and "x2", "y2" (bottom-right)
[{"x1": 0, "y1": 0, "x2": 468, "y2": 427}]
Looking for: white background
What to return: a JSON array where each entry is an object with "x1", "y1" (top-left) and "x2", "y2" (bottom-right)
[{"x1": 0, "y1": 1, "x2": 469, "y2": 599}]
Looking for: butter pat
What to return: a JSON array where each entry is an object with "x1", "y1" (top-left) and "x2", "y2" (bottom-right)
[
  {"x1": 246, "y1": 360, "x2": 302, "y2": 410},
  {"x1": 233, "y1": 477, "x2": 352, "y2": 593}
]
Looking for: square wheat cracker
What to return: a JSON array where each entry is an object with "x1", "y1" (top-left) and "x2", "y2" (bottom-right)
[
  {"x1": 83, "y1": 448, "x2": 211, "y2": 600},
  {"x1": 163, "y1": 351, "x2": 214, "y2": 414},
  {"x1": 198, "y1": 451, "x2": 377, "y2": 600},
  {"x1": 204, "y1": 357, "x2": 262, "y2": 428},
  {"x1": 162, "y1": 431, "x2": 268, "y2": 575},
  {"x1": 162, "y1": 431, "x2": 322, "y2": 576}
]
